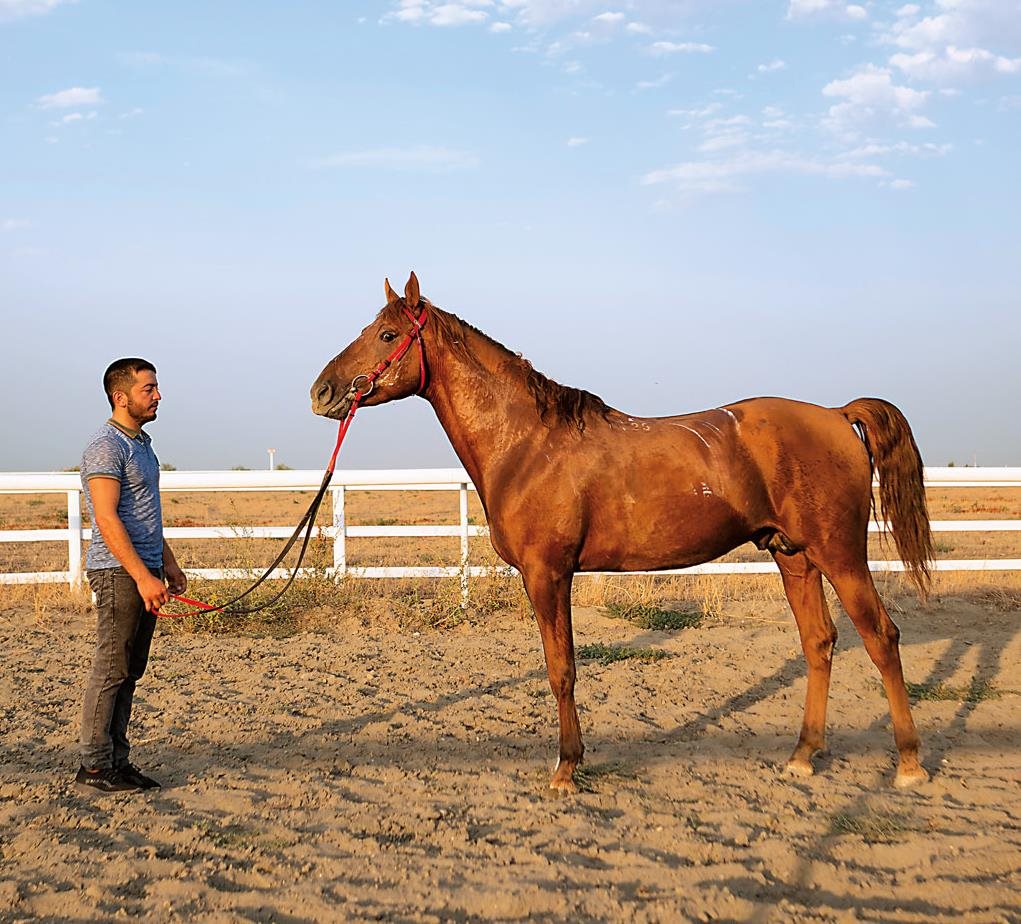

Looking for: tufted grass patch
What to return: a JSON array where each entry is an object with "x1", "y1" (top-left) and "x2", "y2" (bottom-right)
[
  {"x1": 829, "y1": 809, "x2": 914, "y2": 844},
  {"x1": 905, "y1": 678, "x2": 1007, "y2": 703},
  {"x1": 576, "y1": 642, "x2": 671, "y2": 666},
  {"x1": 604, "y1": 601, "x2": 702, "y2": 631}
]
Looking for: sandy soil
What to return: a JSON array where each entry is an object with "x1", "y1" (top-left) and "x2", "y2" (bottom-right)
[{"x1": 0, "y1": 595, "x2": 1019, "y2": 923}]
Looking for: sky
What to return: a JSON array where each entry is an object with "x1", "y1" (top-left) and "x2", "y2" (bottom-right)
[{"x1": 2, "y1": 0, "x2": 1019, "y2": 472}]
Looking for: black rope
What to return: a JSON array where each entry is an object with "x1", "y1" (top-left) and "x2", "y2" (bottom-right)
[{"x1": 167, "y1": 466, "x2": 335, "y2": 617}]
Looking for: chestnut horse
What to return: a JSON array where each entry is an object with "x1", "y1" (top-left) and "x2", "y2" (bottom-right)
[{"x1": 311, "y1": 273, "x2": 934, "y2": 791}]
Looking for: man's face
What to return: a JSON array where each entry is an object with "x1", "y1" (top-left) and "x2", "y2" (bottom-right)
[{"x1": 122, "y1": 370, "x2": 161, "y2": 424}]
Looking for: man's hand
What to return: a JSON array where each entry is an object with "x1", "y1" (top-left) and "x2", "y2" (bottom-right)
[
  {"x1": 137, "y1": 571, "x2": 170, "y2": 613},
  {"x1": 165, "y1": 560, "x2": 187, "y2": 595}
]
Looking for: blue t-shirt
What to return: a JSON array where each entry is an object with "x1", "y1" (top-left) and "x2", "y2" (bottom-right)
[{"x1": 81, "y1": 421, "x2": 164, "y2": 570}]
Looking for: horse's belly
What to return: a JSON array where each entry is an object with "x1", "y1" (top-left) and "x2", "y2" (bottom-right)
[{"x1": 577, "y1": 500, "x2": 750, "y2": 572}]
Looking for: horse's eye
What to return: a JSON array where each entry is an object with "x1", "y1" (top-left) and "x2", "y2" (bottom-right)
[{"x1": 380, "y1": 331, "x2": 396, "y2": 343}]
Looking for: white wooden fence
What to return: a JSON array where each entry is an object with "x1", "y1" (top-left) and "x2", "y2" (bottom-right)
[{"x1": 1, "y1": 467, "x2": 1019, "y2": 591}]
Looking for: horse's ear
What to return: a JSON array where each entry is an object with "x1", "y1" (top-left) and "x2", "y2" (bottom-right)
[
  {"x1": 404, "y1": 271, "x2": 420, "y2": 310},
  {"x1": 385, "y1": 278, "x2": 400, "y2": 305}
]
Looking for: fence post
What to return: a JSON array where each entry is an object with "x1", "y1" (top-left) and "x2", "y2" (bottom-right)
[
  {"x1": 332, "y1": 486, "x2": 346, "y2": 579},
  {"x1": 459, "y1": 483, "x2": 470, "y2": 608},
  {"x1": 67, "y1": 489, "x2": 83, "y2": 588}
]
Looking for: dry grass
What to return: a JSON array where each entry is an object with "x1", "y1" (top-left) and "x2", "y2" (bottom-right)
[
  {"x1": 829, "y1": 808, "x2": 915, "y2": 843},
  {"x1": 904, "y1": 678, "x2": 1010, "y2": 703}
]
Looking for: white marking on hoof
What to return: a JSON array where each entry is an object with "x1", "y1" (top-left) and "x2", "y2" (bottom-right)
[
  {"x1": 894, "y1": 767, "x2": 930, "y2": 789},
  {"x1": 784, "y1": 759, "x2": 814, "y2": 778}
]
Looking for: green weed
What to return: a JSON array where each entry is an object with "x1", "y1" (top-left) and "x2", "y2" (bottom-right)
[
  {"x1": 604, "y1": 601, "x2": 701, "y2": 631},
  {"x1": 576, "y1": 642, "x2": 670, "y2": 666},
  {"x1": 905, "y1": 678, "x2": 1006, "y2": 703}
]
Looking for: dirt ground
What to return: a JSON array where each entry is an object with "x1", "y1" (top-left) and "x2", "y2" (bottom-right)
[{"x1": 0, "y1": 591, "x2": 1018, "y2": 923}]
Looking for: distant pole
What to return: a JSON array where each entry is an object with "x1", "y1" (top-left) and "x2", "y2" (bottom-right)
[{"x1": 267, "y1": 448, "x2": 276, "y2": 471}]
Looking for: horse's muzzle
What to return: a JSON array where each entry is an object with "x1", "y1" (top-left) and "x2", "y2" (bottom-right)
[{"x1": 311, "y1": 379, "x2": 350, "y2": 419}]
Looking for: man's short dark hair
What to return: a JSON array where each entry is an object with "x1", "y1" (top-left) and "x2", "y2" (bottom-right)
[{"x1": 103, "y1": 358, "x2": 156, "y2": 410}]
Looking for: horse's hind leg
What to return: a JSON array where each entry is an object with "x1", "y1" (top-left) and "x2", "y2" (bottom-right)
[
  {"x1": 520, "y1": 567, "x2": 583, "y2": 793},
  {"x1": 826, "y1": 566, "x2": 928, "y2": 788},
  {"x1": 774, "y1": 551, "x2": 838, "y2": 778}
]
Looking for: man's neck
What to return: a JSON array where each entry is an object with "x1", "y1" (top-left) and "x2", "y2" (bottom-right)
[{"x1": 109, "y1": 411, "x2": 144, "y2": 438}]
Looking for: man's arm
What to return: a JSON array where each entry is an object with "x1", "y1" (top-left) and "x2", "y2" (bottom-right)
[
  {"x1": 88, "y1": 476, "x2": 169, "y2": 612},
  {"x1": 162, "y1": 540, "x2": 187, "y2": 595}
]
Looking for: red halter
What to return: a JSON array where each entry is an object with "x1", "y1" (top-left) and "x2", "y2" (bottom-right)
[
  {"x1": 325, "y1": 302, "x2": 428, "y2": 472},
  {"x1": 162, "y1": 302, "x2": 429, "y2": 618}
]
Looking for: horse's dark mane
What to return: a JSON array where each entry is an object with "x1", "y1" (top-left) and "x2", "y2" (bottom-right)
[{"x1": 387, "y1": 300, "x2": 610, "y2": 432}]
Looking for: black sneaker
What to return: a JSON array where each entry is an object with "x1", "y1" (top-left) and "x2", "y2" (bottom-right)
[
  {"x1": 75, "y1": 765, "x2": 139, "y2": 794},
  {"x1": 116, "y1": 762, "x2": 161, "y2": 790}
]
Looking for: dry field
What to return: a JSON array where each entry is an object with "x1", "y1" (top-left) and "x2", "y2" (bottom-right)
[
  {"x1": 0, "y1": 486, "x2": 1019, "y2": 922},
  {"x1": 2, "y1": 484, "x2": 1020, "y2": 580}
]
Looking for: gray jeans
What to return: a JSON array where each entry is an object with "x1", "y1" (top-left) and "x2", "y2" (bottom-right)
[{"x1": 80, "y1": 566, "x2": 160, "y2": 770}]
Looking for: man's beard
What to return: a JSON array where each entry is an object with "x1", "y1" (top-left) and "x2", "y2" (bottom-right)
[{"x1": 128, "y1": 399, "x2": 157, "y2": 423}]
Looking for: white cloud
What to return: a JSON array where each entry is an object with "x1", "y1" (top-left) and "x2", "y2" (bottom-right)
[
  {"x1": 592, "y1": 11, "x2": 624, "y2": 26},
  {"x1": 566, "y1": 136, "x2": 589, "y2": 146},
  {"x1": 648, "y1": 40, "x2": 714, "y2": 55},
  {"x1": 2, "y1": 218, "x2": 30, "y2": 232},
  {"x1": 787, "y1": 0, "x2": 869, "y2": 21},
  {"x1": 36, "y1": 86, "x2": 102, "y2": 109},
  {"x1": 625, "y1": 21, "x2": 652, "y2": 35},
  {"x1": 431, "y1": 4, "x2": 489, "y2": 26},
  {"x1": 886, "y1": 178, "x2": 916, "y2": 189},
  {"x1": 668, "y1": 102, "x2": 722, "y2": 120},
  {"x1": 642, "y1": 150, "x2": 889, "y2": 196},
  {"x1": 490, "y1": 20, "x2": 512, "y2": 31},
  {"x1": 636, "y1": 73, "x2": 671, "y2": 89},
  {"x1": 787, "y1": 0, "x2": 835, "y2": 16},
  {"x1": 756, "y1": 58, "x2": 786, "y2": 74},
  {"x1": 118, "y1": 51, "x2": 249, "y2": 78},
  {"x1": 58, "y1": 110, "x2": 96, "y2": 124},
  {"x1": 306, "y1": 145, "x2": 480, "y2": 171},
  {"x1": 880, "y1": 0, "x2": 1021, "y2": 82},
  {"x1": 891, "y1": 45, "x2": 1021, "y2": 81},
  {"x1": 0, "y1": 0, "x2": 73, "y2": 22},
  {"x1": 385, "y1": 0, "x2": 492, "y2": 27},
  {"x1": 841, "y1": 139, "x2": 951, "y2": 158},
  {"x1": 822, "y1": 64, "x2": 930, "y2": 134}
]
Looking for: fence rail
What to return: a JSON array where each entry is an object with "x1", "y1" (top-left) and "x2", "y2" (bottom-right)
[{"x1": 1, "y1": 467, "x2": 1019, "y2": 591}]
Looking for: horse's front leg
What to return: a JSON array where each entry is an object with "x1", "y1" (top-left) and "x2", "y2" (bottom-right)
[{"x1": 521, "y1": 567, "x2": 582, "y2": 792}]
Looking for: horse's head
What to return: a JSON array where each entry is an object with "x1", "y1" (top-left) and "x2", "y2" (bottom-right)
[{"x1": 310, "y1": 272, "x2": 428, "y2": 420}]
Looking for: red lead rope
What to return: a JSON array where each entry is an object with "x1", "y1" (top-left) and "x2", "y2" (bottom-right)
[{"x1": 158, "y1": 303, "x2": 428, "y2": 619}]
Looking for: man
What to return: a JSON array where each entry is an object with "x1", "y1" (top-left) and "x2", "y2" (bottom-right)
[{"x1": 77, "y1": 358, "x2": 187, "y2": 794}]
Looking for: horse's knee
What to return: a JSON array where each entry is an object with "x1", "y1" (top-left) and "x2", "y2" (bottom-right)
[
  {"x1": 804, "y1": 625, "x2": 837, "y2": 666},
  {"x1": 820, "y1": 625, "x2": 838, "y2": 660},
  {"x1": 548, "y1": 664, "x2": 576, "y2": 698},
  {"x1": 880, "y1": 618, "x2": 900, "y2": 647}
]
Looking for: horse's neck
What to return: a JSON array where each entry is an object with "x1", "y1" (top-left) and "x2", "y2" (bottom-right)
[{"x1": 424, "y1": 326, "x2": 542, "y2": 499}]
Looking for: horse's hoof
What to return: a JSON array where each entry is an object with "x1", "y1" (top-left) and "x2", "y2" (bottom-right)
[
  {"x1": 549, "y1": 777, "x2": 578, "y2": 794},
  {"x1": 784, "y1": 758, "x2": 814, "y2": 778},
  {"x1": 894, "y1": 766, "x2": 929, "y2": 789}
]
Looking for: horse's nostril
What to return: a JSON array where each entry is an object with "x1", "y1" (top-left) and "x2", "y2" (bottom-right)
[{"x1": 316, "y1": 382, "x2": 333, "y2": 406}]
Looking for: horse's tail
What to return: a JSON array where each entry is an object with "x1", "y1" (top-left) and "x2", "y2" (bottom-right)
[{"x1": 840, "y1": 398, "x2": 934, "y2": 598}]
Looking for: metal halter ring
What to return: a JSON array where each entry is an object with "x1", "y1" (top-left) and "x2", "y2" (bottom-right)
[{"x1": 349, "y1": 374, "x2": 374, "y2": 398}]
